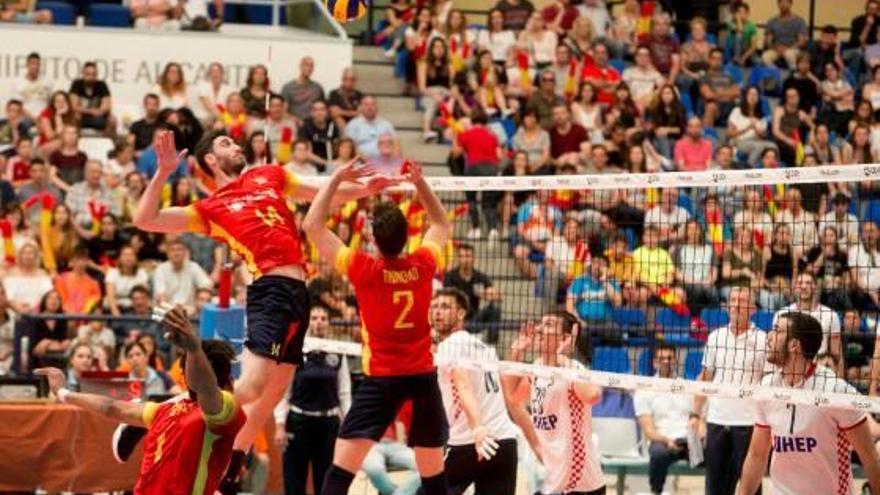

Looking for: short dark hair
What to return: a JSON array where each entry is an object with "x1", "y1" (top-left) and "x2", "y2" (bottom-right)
[
  {"x1": 710, "y1": 47, "x2": 724, "y2": 58},
  {"x1": 83, "y1": 61, "x2": 97, "y2": 70},
  {"x1": 311, "y1": 303, "x2": 331, "y2": 316},
  {"x1": 822, "y1": 24, "x2": 838, "y2": 35},
  {"x1": 433, "y1": 287, "x2": 471, "y2": 314},
  {"x1": 180, "y1": 339, "x2": 237, "y2": 390},
  {"x1": 470, "y1": 107, "x2": 488, "y2": 125},
  {"x1": 371, "y1": 202, "x2": 408, "y2": 257},
  {"x1": 194, "y1": 129, "x2": 227, "y2": 177},
  {"x1": 655, "y1": 343, "x2": 677, "y2": 356},
  {"x1": 458, "y1": 243, "x2": 474, "y2": 253},
  {"x1": 269, "y1": 94, "x2": 285, "y2": 104},
  {"x1": 30, "y1": 158, "x2": 45, "y2": 167},
  {"x1": 71, "y1": 245, "x2": 90, "y2": 260},
  {"x1": 27, "y1": 52, "x2": 40, "y2": 61},
  {"x1": 130, "y1": 284, "x2": 152, "y2": 298},
  {"x1": 124, "y1": 341, "x2": 147, "y2": 357},
  {"x1": 733, "y1": 1, "x2": 750, "y2": 12},
  {"x1": 546, "y1": 311, "x2": 579, "y2": 335},
  {"x1": 293, "y1": 137, "x2": 311, "y2": 149},
  {"x1": 777, "y1": 312, "x2": 823, "y2": 360},
  {"x1": 6, "y1": 99, "x2": 21, "y2": 108},
  {"x1": 144, "y1": 93, "x2": 160, "y2": 103}
]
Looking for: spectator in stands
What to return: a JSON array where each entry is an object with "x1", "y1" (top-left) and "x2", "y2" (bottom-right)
[
  {"x1": 0, "y1": 0, "x2": 51, "y2": 23},
  {"x1": 525, "y1": 69, "x2": 564, "y2": 129},
  {"x1": 418, "y1": 38, "x2": 452, "y2": 142},
  {"x1": 130, "y1": 0, "x2": 179, "y2": 30},
  {"x1": 37, "y1": 91, "x2": 78, "y2": 159},
  {"x1": 645, "y1": 83, "x2": 686, "y2": 159},
  {"x1": 541, "y1": 0, "x2": 578, "y2": 36},
  {"x1": 10, "y1": 53, "x2": 52, "y2": 124},
  {"x1": 478, "y1": 9, "x2": 517, "y2": 66},
  {"x1": 213, "y1": 92, "x2": 247, "y2": 142},
  {"x1": 602, "y1": 84, "x2": 639, "y2": 137},
  {"x1": 801, "y1": 226, "x2": 853, "y2": 311},
  {"x1": 782, "y1": 54, "x2": 820, "y2": 119},
  {"x1": 121, "y1": 341, "x2": 168, "y2": 395},
  {"x1": 570, "y1": 82, "x2": 604, "y2": 145},
  {"x1": 849, "y1": 0, "x2": 880, "y2": 54},
  {"x1": 807, "y1": 123, "x2": 840, "y2": 165},
  {"x1": 819, "y1": 192, "x2": 860, "y2": 247},
  {"x1": 775, "y1": 271, "x2": 843, "y2": 374},
  {"x1": 644, "y1": 188, "x2": 690, "y2": 246},
  {"x1": 282, "y1": 56, "x2": 325, "y2": 122},
  {"x1": 604, "y1": 0, "x2": 638, "y2": 60},
  {"x1": 578, "y1": 0, "x2": 609, "y2": 36},
  {"x1": 0, "y1": 99, "x2": 26, "y2": 156},
  {"x1": 329, "y1": 138, "x2": 357, "y2": 173},
  {"x1": 137, "y1": 125, "x2": 188, "y2": 180},
  {"x1": 809, "y1": 25, "x2": 845, "y2": 77},
  {"x1": 677, "y1": 17, "x2": 715, "y2": 101},
  {"x1": 65, "y1": 160, "x2": 122, "y2": 229},
  {"x1": 720, "y1": 227, "x2": 763, "y2": 301},
  {"x1": 623, "y1": 46, "x2": 664, "y2": 111},
  {"x1": 699, "y1": 48, "x2": 740, "y2": 128},
  {"x1": 6, "y1": 138, "x2": 33, "y2": 188},
  {"x1": 152, "y1": 62, "x2": 188, "y2": 109},
  {"x1": 470, "y1": 50, "x2": 512, "y2": 118},
  {"x1": 495, "y1": 0, "x2": 534, "y2": 32},
  {"x1": 83, "y1": 213, "x2": 125, "y2": 272},
  {"x1": 772, "y1": 87, "x2": 814, "y2": 167},
  {"x1": 0, "y1": 285, "x2": 13, "y2": 373},
  {"x1": 452, "y1": 109, "x2": 502, "y2": 240},
  {"x1": 129, "y1": 94, "x2": 161, "y2": 153},
  {"x1": 519, "y1": 12, "x2": 557, "y2": 69},
  {"x1": 442, "y1": 243, "x2": 501, "y2": 330},
  {"x1": 726, "y1": 1, "x2": 759, "y2": 67},
  {"x1": 849, "y1": 220, "x2": 880, "y2": 309},
  {"x1": 760, "y1": 223, "x2": 795, "y2": 310},
  {"x1": 692, "y1": 286, "x2": 765, "y2": 495},
  {"x1": 549, "y1": 103, "x2": 588, "y2": 167},
  {"x1": 761, "y1": 0, "x2": 808, "y2": 69},
  {"x1": 48, "y1": 125, "x2": 87, "y2": 185},
  {"x1": 43, "y1": 203, "x2": 81, "y2": 274},
  {"x1": 111, "y1": 285, "x2": 157, "y2": 340},
  {"x1": 639, "y1": 12, "x2": 680, "y2": 82},
  {"x1": 152, "y1": 239, "x2": 213, "y2": 313},
  {"x1": 345, "y1": 95, "x2": 396, "y2": 160},
  {"x1": 732, "y1": 189, "x2": 773, "y2": 250},
  {"x1": 674, "y1": 117, "x2": 713, "y2": 172},
  {"x1": 842, "y1": 124, "x2": 879, "y2": 164},
  {"x1": 308, "y1": 257, "x2": 357, "y2": 320},
  {"x1": 328, "y1": 68, "x2": 364, "y2": 129},
  {"x1": 243, "y1": 131, "x2": 271, "y2": 167},
  {"x1": 819, "y1": 62, "x2": 855, "y2": 138},
  {"x1": 634, "y1": 344, "x2": 691, "y2": 495},
  {"x1": 566, "y1": 254, "x2": 621, "y2": 323},
  {"x1": 631, "y1": 225, "x2": 684, "y2": 308},
  {"x1": 30, "y1": 290, "x2": 71, "y2": 369},
  {"x1": 19, "y1": 160, "x2": 63, "y2": 224},
  {"x1": 2, "y1": 242, "x2": 52, "y2": 313},
  {"x1": 104, "y1": 245, "x2": 149, "y2": 317},
  {"x1": 69, "y1": 61, "x2": 114, "y2": 138},
  {"x1": 105, "y1": 142, "x2": 136, "y2": 187},
  {"x1": 55, "y1": 247, "x2": 101, "y2": 314},
  {"x1": 561, "y1": 17, "x2": 594, "y2": 62},
  {"x1": 727, "y1": 86, "x2": 776, "y2": 165},
  {"x1": 196, "y1": 63, "x2": 232, "y2": 124},
  {"x1": 371, "y1": 132, "x2": 404, "y2": 175},
  {"x1": 581, "y1": 43, "x2": 620, "y2": 106},
  {"x1": 512, "y1": 109, "x2": 551, "y2": 170},
  {"x1": 66, "y1": 342, "x2": 98, "y2": 389},
  {"x1": 513, "y1": 190, "x2": 562, "y2": 279},
  {"x1": 284, "y1": 139, "x2": 319, "y2": 176},
  {"x1": 674, "y1": 219, "x2": 718, "y2": 315},
  {"x1": 239, "y1": 64, "x2": 270, "y2": 119},
  {"x1": 298, "y1": 100, "x2": 341, "y2": 173},
  {"x1": 260, "y1": 94, "x2": 296, "y2": 160},
  {"x1": 776, "y1": 187, "x2": 818, "y2": 258}
]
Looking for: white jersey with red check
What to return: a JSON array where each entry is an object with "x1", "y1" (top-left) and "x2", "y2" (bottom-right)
[
  {"x1": 755, "y1": 365, "x2": 866, "y2": 495},
  {"x1": 529, "y1": 359, "x2": 604, "y2": 494}
]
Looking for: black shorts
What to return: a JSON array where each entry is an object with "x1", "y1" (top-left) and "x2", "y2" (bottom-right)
[
  {"x1": 245, "y1": 275, "x2": 310, "y2": 366},
  {"x1": 338, "y1": 372, "x2": 448, "y2": 448},
  {"x1": 446, "y1": 438, "x2": 518, "y2": 495}
]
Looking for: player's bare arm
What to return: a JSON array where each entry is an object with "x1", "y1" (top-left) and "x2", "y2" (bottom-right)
[
  {"x1": 132, "y1": 130, "x2": 194, "y2": 233},
  {"x1": 294, "y1": 159, "x2": 401, "y2": 208},
  {"x1": 162, "y1": 304, "x2": 224, "y2": 416},
  {"x1": 735, "y1": 425, "x2": 771, "y2": 495},
  {"x1": 501, "y1": 323, "x2": 543, "y2": 462},
  {"x1": 407, "y1": 161, "x2": 452, "y2": 249},
  {"x1": 35, "y1": 367, "x2": 147, "y2": 426},
  {"x1": 303, "y1": 161, "x2": 378, "y2": 263},
  {"x1": 846, "y1": 419, "x2": 880, "y2": 493},
  {"x1": 449, "y1": 368, "x2": 499, "y2": 460}
]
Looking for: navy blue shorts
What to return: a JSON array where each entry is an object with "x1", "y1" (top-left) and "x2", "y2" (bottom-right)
[
  {"x1": 338, "y1": 372, "x2": 448, "y2": 448},
  {"x1": 245, "y1": 275, "x2": 310, "y2": 366}
]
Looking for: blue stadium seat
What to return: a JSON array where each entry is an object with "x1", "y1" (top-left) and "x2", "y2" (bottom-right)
[
  {"x1": 866, "y1": 200, "x2": 880, "y2": 226},
  {"x1": 593, "y1": 346, "x2": 631, "y2": 374},
  {"x1": 609, "y1": 58, "x2": 627, "y2": 74},
  {"x1": 637, "y1": 349, "x2": 652, "y2": 376},
  {"x1": 612, "y1": 307, "x2": 647, "y2": 329},
  {"x1": 751, "y1": 310, "x2": 775, "y2": 332},
  {"x1": 748, "y1": 66, "x2": 783, "y2": 97},
  {"x1": 684, "y1": 350, "x2": 704, "y2": 379},
  {"x1": 37, "y1": 1, "x2": 75, "y2": 24},
  {"x1": 88, "y1": 3, "x2": 130, "y2": 27},
  {"x1": 700, "y1": 308, "x2": 730, "y2": 329},
  {"x1": 680, "y1": 91, "x2": 695, "y2": 117},
  {"x1": 678, "y1": 194, "x2": 694, "y2": 217},
  {"x1": 724, "y1": 63, "x2": 744, "y2": 85},
  {"x1": 656, "y1": 307, "x2": 691, "y2": 330}
]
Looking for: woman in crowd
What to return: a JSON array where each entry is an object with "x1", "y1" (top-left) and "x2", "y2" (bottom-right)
[
  {"x1": 83, "y1": 213, "x2": 125, "y2": 277},
  {"x1": 470, "y1": 50, "x2": 511, "y2": 118},
  {"x1": 720, "y1": 227, "x2": 764, "y2": 301},
  {"x1": 243, "y1": 131, "x2": 272, "y2": 167},
  {"x1": 674, "y1": 219, "x2": 718, "y2": 317},
  {"x1": 167, "y1": 177, "x2": 197, "y2": 208},
  {"x1": 48, "y1": 125, "x2": 88, "y2": 185},
  {"x1": 104, "y1": 245, "x2": 149, "y2": 317},
  {"x1": 606, "y1": 0, "x2": 639, "y2": 59},
  {"x1": 802, "y1": 226, "x2": 853, "y2": 310},
  {"x1": 603, "y1": 82, "x2": 639, "y2": 136},
  {"x1": 330, "y1": 138, "x2": 357, "y2": 174},
  {"x1": 3, "y1": 203, "x2": 34, "y2": 254},
  {"x1": 37, "y1": 91, "x2": 78, "y2": 159},
  {"x1": 732, "y1": 188, "x2": 773, "y2": 250},
  {"x1": 571, "y1": 82, "x2": 604, "y2": 144},
  {"x1": 808, "y1": 123, "x2": 841, "y2": 165},
  {"x1": 842, "y1": 124, "x2": 879, "y2": 164},
  {"x1": 197, "y1": 62, "x2": 233, "y2": 124},
  {"x1": 519, "y1": 12, "x2": 557, "y2": 69},
  {"x1": 153, "y1": 62, "x2": 188, "y2": 110},
  {"x1": 773, "y1": 87, "x2": 814, "y2": 166},
  {"x1": 43, "y1": 203, "x2": 82, "y2": 274},
  {"x1": 727, "y1": 85, "x2": 777, "y2": 166},
  {"x1": 501, "y1": 151, "x2": 535, "y2": 238},
  {"x1": 512, "y1": 109, "x2": 551, "y2": 171},
  {"x1": 761, "y1": 223, "x2": 795, "y2": 310},
  {"x1": 404, "y1": 8, "x2": 435, "y2": 87},
  {"x1": 31, "y1": 290, "x2": 72, "y2": 368},
  {"x1": 376, "y1": 0, "x2": 413, "y2": 58},
  {"x1": 138, "y1": 333, "x2": 166, "y2": 372},
  {"x1": 2, "y1": 242, "x2": 54, "y2": 313},
  {"x1": 120, "y1": 341, "x2": 169, "y2": 396},
  {"x1": 645, "y1": 83, "x2": 687, "y2": 159},
  {"x1": 677, "y1": 17, "x2": 715, "y2": 102},
  {"x1": 240, "y1": 64, "x2": 271, "y2": 119},
  {"x1": 819, "y1": 61, "x2": 855, "y2": 139},
  {"x1": 477, "y1": 9, "x2": 516, "y2": 67},
  {"x1": 418, "y1": 37, "x2": 453, "y2": 142},
  {"x1": 120, "y1": 171, "x2": 146, "y2": 223},
  {"x1": 564, "y1": 17, "x2": 596, "y2": 62},
  {"x1": 443, "y1": 10, "x2": 475, "y2": 71},
  {"x1": 65, "y1": 342, "x2": 96, "y2": 391}
]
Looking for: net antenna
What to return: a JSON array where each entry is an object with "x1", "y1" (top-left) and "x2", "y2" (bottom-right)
[{"x1": 263, "y1": 44, "x2": 273, "y2": 166}]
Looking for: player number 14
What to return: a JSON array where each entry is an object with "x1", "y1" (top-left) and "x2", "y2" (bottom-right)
[{"x1": 392, "y1": 290, "x2": 415, "y2": 330}]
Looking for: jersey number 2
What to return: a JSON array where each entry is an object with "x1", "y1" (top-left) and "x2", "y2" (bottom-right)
[{"x1": 392, "y1": 290, "x2": 415, "y2": 330}]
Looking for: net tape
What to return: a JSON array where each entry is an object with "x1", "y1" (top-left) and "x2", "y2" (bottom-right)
[{"x1": 304, "y1": 337, "x2": 880, "y2": 414}]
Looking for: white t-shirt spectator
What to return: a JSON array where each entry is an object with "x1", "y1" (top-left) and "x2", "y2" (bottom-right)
[
  {"x1": 634, "y1": 381, "x2": 691, "y2": 440},
  {"x1": 577, "y1": 1, "x2": 610, "y2": 35},
  {"x1": 196, "y1": 81, "x2": 233, "y2": 119},
  {"x1": 774, "y1": 304, "x2": 841, "y2": 356},
  {"x1": 105, "y1": 267, "x2": 150, "y2": 309},
  {"x1": 622, "y1": 66, "x2": 664, "y2": 103},
  {"x1": 2, "y1": 273, "x2": 53, "y2": 312},
  {"x1": 152, "y1": 260, "x2": 213, "y2": 309},
  {"x1": 818, "y1": 211, "x2": 860, "y2": 247},
  {"x1": 675, "y1": 244, "x2": 715, "y2": 284},
  {"x1": 849, "y1": 242, "x2": 880, "y2": 291},
  {"x1": 545, "y1": 235, "x2": 576, "y2": 274},
  {"x1": 644, "y1": 205, "x2": 690, "y2": 233},
  {"x1": 10, "y1": 75, "x2": 53, "y2": 118},
  {"x1": 77, "y1": 324, "x2": 117, "y2": 352},
  {"x1": 477, "y1": 30, "x2": 517, "y2": 63},
  {"x1": 702, "y1": 324, "x2": 768, "y2": 426}
]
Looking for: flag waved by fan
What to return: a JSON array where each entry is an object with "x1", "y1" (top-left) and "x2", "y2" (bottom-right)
[{"x1": 325, "y1": 0, "x2": 368, "y2": 23}]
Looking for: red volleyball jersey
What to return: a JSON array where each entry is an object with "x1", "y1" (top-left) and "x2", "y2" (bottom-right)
[
  {"x1": 135, "y1": 391, "x2": 246, "y2": 495},
  {"x1": 335, "y1": 242, "x2": 442, "y2": 377},
  {"x1": 185, "y1": 165, "x2": 304, "y2": 278}
]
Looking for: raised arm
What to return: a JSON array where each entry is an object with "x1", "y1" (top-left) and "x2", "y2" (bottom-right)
[
  {"x1": 408, "y1": 161, "x2": 452, "y2": 248},
  {"x1": 132, "y1": 130, "x2": 194, "y2": 233},
  {"x1": 35, "y1": 367, "x2": 147, "y2": 426},
  {"x1": 162, "y1": 304, "x2": 224, "y2": 415},
  {"x1": 848, "y1": 418, "x2": 880, "y2": 493},
  {"x1": 293, "y1": 162, "x2": 399, "y2": 208}
]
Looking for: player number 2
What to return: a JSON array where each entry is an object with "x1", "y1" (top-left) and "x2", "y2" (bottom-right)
[{"x1": 392, "y1": 290, "x2": 415, "y2": 330}]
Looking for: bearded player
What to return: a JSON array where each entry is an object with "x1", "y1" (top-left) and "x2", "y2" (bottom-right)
[
  {"x1": 132, "y1": 129, "x2": 395, "y2": 490},
  {"x1": 303, "y1": 160, "x2": 452, "y2": 495}
]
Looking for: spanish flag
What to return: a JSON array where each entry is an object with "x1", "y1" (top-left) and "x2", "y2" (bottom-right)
[
  {"x1": 567, "y1": 240, "x2": 590, "y2": 282},
  {"x1": 449, "y1": 37, "x2": 470, "y2": 75},
  {"x1": 0, "y1": 220, "x2": 14, "y2": 265},
  {"x1": 439, "y1": 102, "x2": 464, "y2": 134},
  {"x1": 349, "y1": 213, "x2": 366, "y2": 251},
  {"x1": 657, "y1": 286, "x2": 689, "y2": 316},
  {"x1": 706, "y1": 207, "x2": 724, "y2": 255},
  {"x1": 276, "y1": 126, "x2": 293, "y2": 164},
  {"x1": 516, "y1": 49, "x2": 531, "y2": 90},
  {"x1": 564, "y1": 58, "x2": 578, "y2": 101},
  {"x1": 217, "y1": 103, "x2": 246, "y2": 141},
  {"x1": 764, "y1": 184, "x2": 785, "y2": 217},
  {"x1": 325, "y1": 0, "x2": 368, "y2": 23},
  {"x1": 636, "y1": 1, "x2": 655, "y2": 36},
  {"x1": 792, "y1": 130, "x2": 805, "y2": 166}
]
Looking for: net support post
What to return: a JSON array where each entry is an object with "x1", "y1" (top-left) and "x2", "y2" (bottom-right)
[{"x1": 199, "y1": 303, "x2": 246, "y2": 376}]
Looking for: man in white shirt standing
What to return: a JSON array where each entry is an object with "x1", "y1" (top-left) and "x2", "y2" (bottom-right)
[
  {"x1": 10, "y1": 52, "x2": 52, "y2": 124},
  {"x1": 736, "y1": 311, "x2": 880, "y2": 495},
  {"x1": 432, "y1": 288, "x2": 523, "y2": 494},
  {"x1": 152, "y1": 239, "x2": 214, "y2": 313},
  {"x1": 691, "y1": 286, "x2": 767, "y2": 495},
  {"x1": 774, "y1": 271, "x2": 842, "y2": 375},
  {"x1": 634, "y1": 343, "x2": 691, "y2": 495}
]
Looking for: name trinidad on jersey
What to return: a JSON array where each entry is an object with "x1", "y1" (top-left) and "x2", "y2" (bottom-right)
[
  {"x1": 531, "y1": 377, "x2": 559, "y2": 431},
  {"x1": 772, "y1": 434, "x2": 819, "y2": 453}
]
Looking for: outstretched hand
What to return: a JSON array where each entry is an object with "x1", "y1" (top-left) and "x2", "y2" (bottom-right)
[
  {"x1": 158, "y1": 304, "x2": 200, "y2": 353},
  {"x1": 333, "y1": 157, "x2": 375, "y2": 184},
  {"x1": 401, "y1": 159, "x2": 424, "y2": 184},
  {"x1": 34, "y1": 367, "x2": 66, "y2": 395},
  {"x1": 511, "y1": 321, "x2": 536, "y2": 356},
  {"x1": 154, "y1": 130, "x2": 188, "y2": 176}
]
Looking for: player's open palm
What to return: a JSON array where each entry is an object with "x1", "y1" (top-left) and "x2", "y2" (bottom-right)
[
  {"x1": 334, "y1": 157, "x2": 375, "y2": 184},
  {"x1": 511, "y1": 322, "x2": 536, "y2": 357},
  {"x1": 154, "y1": 130, "x2": 188, "y2": 175},
  {"x1": 34, "y1": 367, "x2": 66, "y2": 395}
]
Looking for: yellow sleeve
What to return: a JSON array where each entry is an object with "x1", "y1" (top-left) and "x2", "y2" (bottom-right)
[
  {"x1": 420, "y1": 240, "x2": 445, "y2": 271},
  {"x1": 183, "y1": 205, "x2": 209, "y2": 234},
  {"x1": 203, "y1": 390, "x2": 238, "y2": 427},
  {"x1": 142, "y1": 401, "x2": 160, "y2": 427},
  {"x1": 283, "y1": 169, "x2": 300, "y2": 197},
  {"x1": 334, "y1": 247, "x2": 354, "y2": 276}
]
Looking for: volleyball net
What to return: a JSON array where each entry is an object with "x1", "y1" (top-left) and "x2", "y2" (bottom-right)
[{"x1": 308, "y1": 164, "x2": 880, "y2": 413}]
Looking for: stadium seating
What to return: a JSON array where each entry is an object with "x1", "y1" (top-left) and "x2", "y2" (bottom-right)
[
  {"x1": 612, "y1": 307, "x2": 647, "y2": 329},
  {"x1": 637, "y1": 349, "x2": 652, "y2": 376},
  {"x1": 593, "y1": 346, "x2": 631, "y2": 374},
  {"x1": 88, "y1": 3, "x2": 131, "y2": 27},
  {"x1": 79, "y1": 137, "x2": 115, "y2": 162},
  {"x1": 699, "y1": 308, "x2": 729, "y2": 329},
  {"x1": 37, "y1": 1, "x2": 75, "y2": 24},
  {"x1": 751, "y1": 310, "x2": 775, "y2": 332},
  {"x1": 684, "y1": 350, "x2": 703, "y2": 380}
]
